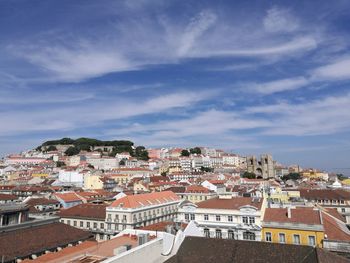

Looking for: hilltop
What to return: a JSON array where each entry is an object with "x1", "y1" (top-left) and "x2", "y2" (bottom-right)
[{"x1": 36, "y1": 137, "x2": 149, "y2": 160}]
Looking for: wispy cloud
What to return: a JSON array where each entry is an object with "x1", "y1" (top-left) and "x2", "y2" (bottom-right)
[
  {"x1": 246, "y1": 77, "x2": 308, "y2": 94},
  {"x1": 0, "y1": 91, "x2": 211, "y2": 136},
  {"x1": 263, "y1": 7, "x2": 299, "y2": 33},
  {"x1": 311, "y1": 56, "x2": 350, "y2": 81},
  {"x1": 246, "y1": 93, "x2": 350, "y2": 135}
]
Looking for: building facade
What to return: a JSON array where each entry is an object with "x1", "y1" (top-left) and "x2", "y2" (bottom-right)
[{"x1": 177, "y1": 196, "x2": 265, "y2": 241}]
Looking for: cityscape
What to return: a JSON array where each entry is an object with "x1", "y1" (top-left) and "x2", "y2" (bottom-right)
[{"x1": 1, "y1": 1, "x2": 350, "y2": 263}]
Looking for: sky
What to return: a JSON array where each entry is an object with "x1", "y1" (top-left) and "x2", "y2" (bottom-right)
[{"x1": 0, "y1": 0, "x2": 350, "y2": 175}]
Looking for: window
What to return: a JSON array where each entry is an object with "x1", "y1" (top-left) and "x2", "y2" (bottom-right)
[
  {"x1": 243, "y1": 231, "x2": 255, "y2": 240},
  {"x1": 73, "y1": 221, "x2": 77, "y2": 227},
  {"x1": 87, "y1": 222, "x2": 90, "y2": 228},
  {"x1": 308, "y1": 236, "x2": 316, "y2": 246},
  {"x1": 100, "y1": 223, "x2": 104, "y2": 229},
  {"x1": 228, "y1": 216, "x2": 233, "y2": 222},
  {"x1": 94, "y1": 222, "x2": 97, "y2": 228},
  {"x1": 293, "y1": 234, "x2": 300, "y2": 245},
  {"x1": 123, "y1": 215, "x2": 127, "y2": 221},
  {"x1": 242, "y1": 216, "x2": 248, "y2": 224},
  {"x1": 342, "y1": 208, "x2": 346, "y2": 213},
  {"x1": 204, "y1": 214, "x2": 209, "y2": 221},
  {"x1": 190, "y1": 214, "x2": 195, "y2": 220},
  {"x1": 67, "y1": 220, "x2": 71, "y2": 225},
  {"x1": 265, "y1": 232, "x2": 272, "y2": 242},
  {"x1": 204, "y1": 228, "x2": 210, "y2": 238},
  {"x1": 80, "y1": 221, "x2": 83, "y2": 227},
  {"x1": 215, "y1": 229, "x2": 222, "y2": 239},
  {"x1": 279, "y1": 233, "x2": 285, "y2": 243},
  {"x1": 185, "y1": 214, "x2": 189, "y2": 220},
  {"x1": 216, "y1": 215, "x2": 221, "y2": 221},
  {"x1": 228, "y1": 230, "x2": 234, "y2": 239},
  {"x1": 249, "y1": 217, "x2": 255, "y2": 224}
]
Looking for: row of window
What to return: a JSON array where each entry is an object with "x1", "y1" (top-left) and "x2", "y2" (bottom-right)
[
  {"x1": 265, "y1": 232, "x2": 316, "y2": 246},
  {"x1": 315, "y1": 199, "x2": 345, "y2": 204},
  {"x1": 184, "y1": 214, "x2": 255, "y2": 224},
  {"x1": 62, "y1": 219, "x2": 104, "y2": 230},
  {"x1": 204, "y1": 229, "x2": 255, "y2": 240}
]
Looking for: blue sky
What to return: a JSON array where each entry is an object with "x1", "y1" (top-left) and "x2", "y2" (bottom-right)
[{"x1": 1, "y1": 0, "x2": 350, "y2": 174}]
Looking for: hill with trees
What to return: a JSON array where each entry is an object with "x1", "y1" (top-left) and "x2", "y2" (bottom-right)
[{"x1": 37, "y1": 137, "x2": 149, "y2": 160}]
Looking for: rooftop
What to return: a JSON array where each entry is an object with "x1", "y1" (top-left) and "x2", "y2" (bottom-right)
[
  {"x1": 196, "y1": 197, "x2": 263, "y2": 210},
  {"x1": 109, "y1": 191, "x2": 179, "y2": 209},
  {"x1": 58, "y1": 203, "x2": 107, "y2": 220}
]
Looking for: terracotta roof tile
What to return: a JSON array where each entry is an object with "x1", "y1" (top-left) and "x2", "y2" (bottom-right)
[
  {"x1": 263, "y1": 207, "x2": 322, "y2": 225},
  {"x1": 197, "y1": 197, "x2": 263, "y2": 210},
  {"x1": 58, "y1": 203, "x2": 106, "y2": 220},
  {"x1": 109, "y1": 191, "x2": 179, "y2": 209}
]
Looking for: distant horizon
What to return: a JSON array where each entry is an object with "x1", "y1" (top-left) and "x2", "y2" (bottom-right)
[
  {"x1": 1, "y1": 136, "x2": 349, "y2": 176},
  {"x1": 0, "y1": 1, "x2": 350, "y2": 176}
]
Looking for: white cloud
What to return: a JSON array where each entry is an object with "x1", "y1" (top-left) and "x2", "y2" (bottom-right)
[
  {"x1": 311, "y1": 56, "x2": 350, "y2": 81},
  {"x1": 196, "y1": 37, "x2": 317, "y2": 57},
  {"x1": 177, "y1": 10, "x2": 217, "y2": 56},
  {"x1": 6, "y1": 8, "x2": 319, "y2": 83},
  {"x1": 247, "y1": 77, "x2": 309, "y2": 94},
  {"x1": 247, "y1": 93, "x2": 350, "y2": 135},
  {"x1": 0, "y1": 91, "x2": 210, "y2": 136},
  {"x1": 11, "y1": 44, "x2": 135, "y2": 82},
  {"x1": 263, "y1": 7, "x2": 299, "y2": 33}
]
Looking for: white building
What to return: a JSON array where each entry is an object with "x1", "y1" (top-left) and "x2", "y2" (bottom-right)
[
  {"x1": 58, "y1": 169, "x2": 84, "y2": 187},
  {"x1": 222, "y1": 154, "x2": 240, "y2": 166},
  {"x1": 86, "y1": 157, "x2": 118, "y2": 170},
  {"x1": 177, "y1": 196, "x2": 265, "y2": 241},
  {"x1": 105, "y1": 191, "x2": 180, "y2": 234}
]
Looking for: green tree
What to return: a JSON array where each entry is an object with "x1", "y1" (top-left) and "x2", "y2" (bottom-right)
[
  {"x1": 190, "y1": 147, "x2": 201, "y2": 154},
  {"x1": 119, "y1": 159, "x2": 126, "y2": 166},
  {"x1": 242, "y1": 171, "x2": 256, "y2": 179},
  {"x1": 46, "y1": 145, "x2": 57, "y2": 152},
  {"x1": 181, "y1": 149, "x2": 190, "y2": 157},
  {"x1": 281, "y1": 173, "x2": 301, "y2": 181},
  {"x1": 65, "y1": 146, "x2": 80, "y2": 156}
]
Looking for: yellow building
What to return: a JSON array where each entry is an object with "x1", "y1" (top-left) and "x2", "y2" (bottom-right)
[
  {"x1": 262, "y1": 207, "x2": 324, "y2": 247},
  {"x1": 267, "y1": 189, "x2": 300, "y2": 204},
  {"x1": 31, "y1": 173, "x2": 49, "y2": 178},
  {"x1": 84, "y1": 174, "x2": 104, "y2": 190},
  {"x1": 110, "y1": 174, "x2": 129, "y2": 185}
]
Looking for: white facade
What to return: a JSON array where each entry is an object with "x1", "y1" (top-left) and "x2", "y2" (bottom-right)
[
  {"x1": 58, "y1": 170, "x2": 84, "y2": 186},
  {"x1": 86, "y1": 157, "x2": 118, "y2": 170},
  {"x1": 177, "y1": 198, "x2": 264, "y2": 241}
]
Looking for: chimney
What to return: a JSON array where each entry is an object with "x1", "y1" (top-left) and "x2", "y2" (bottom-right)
[{"x1": 287, "y1": 207, "x2": 292, "y2": 218}]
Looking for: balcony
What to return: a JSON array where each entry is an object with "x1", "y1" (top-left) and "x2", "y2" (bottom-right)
[{"x1": 323, "y1": 240, "x2": 350, "y2": 253}]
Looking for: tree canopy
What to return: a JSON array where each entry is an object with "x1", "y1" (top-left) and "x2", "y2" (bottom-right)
[
  {"x1": 190, "y1": 147, "x2": 201, "y2": 154},
  {"x1": 181, "y1": 149, "x2": 190, "y2": 157},
  {"x1": 281, "y1": 173, "x2": 301, "y2": 181},
  {"x1": 242, "y1": 171, "x2": 256, "y2": 179}
]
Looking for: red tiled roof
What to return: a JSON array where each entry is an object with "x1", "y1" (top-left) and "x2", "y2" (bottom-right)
[
  {"x1": 322, "y1": 211, "x2": 350, "y2": 241},
  {"x1": 197, "y1": 197, "x2": 263, "y2": 210},
  {"x1": 299, "y1": 189, "x2": 350, "y2": 200},
  {"x1": 0, "y1": 222, "x2": 93, "y2": 262},
  {"x1": 0, "y1": 193, "x2": 18, "y2": 201},
  {"x1": 109, "y1": 191, "x2": 179, "y2": 209},
  {"x1": 58, "y1": 203, "x2": 107, "y2": 220},
  {"x1": 185, "y1": 185, "x2": 210, "y2": 193},
  {"x1": 263, "y1": 207, "x2": 322, "y2": 225},
  {"x1": 54, "y1": 192, "x2": 82, "y2": 203}
]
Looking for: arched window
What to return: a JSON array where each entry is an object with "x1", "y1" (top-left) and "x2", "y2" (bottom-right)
[
  {"x1": 228, "y1": 230, "x2": 234, "y2": 239},
  {"x1": 204, "y1": 228, "x2": 210, "y2": 238},
  {"x1": 243, "y1": 231, "x2": 255, "y2": 241},
  {"x1": 215, "y1": 229, "x2": 222, "y2": 239}
]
